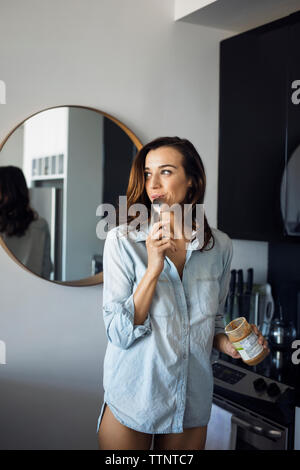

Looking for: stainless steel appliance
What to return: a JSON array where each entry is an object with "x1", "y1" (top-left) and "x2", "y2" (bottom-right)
[{"x1": 212, "y1": 359, "x2": 295, "y2": 450}]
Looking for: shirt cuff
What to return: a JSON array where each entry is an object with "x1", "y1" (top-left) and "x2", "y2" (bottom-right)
[
  {"x1": 103, "y1": 293, "x2": 152, "y2": 348},
  {"x1": 122, "y1": 293, "x2": 152, "y2": 339}
]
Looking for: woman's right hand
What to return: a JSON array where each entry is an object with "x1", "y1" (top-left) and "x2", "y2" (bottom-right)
[{"x1": 145, "y1": 221, "x2": 177, "y2": 278}]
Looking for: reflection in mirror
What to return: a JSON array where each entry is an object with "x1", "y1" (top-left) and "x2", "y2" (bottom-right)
[
  {"x1": 0, "y1": 166, "x2": 53, "y2": 278},
  {"x1": 0, "y1": 106, "x2": 141, "y2": 283},
  {"x1": 280, "y1": 144, "x2": 300, "y2": 236}
]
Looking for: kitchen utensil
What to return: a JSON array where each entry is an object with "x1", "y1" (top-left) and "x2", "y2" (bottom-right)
[
  {"x1": 224, "y1": 295, "x2": 230, "y2": 325},
  {"x1": 237, "y1": 269, "x2": 244, "y2": 317},
  {"x1": 258, "y1": 283, "x2": 275, "y2": 338},
  {"x1": 268, "y1": 302, "x2": 297, "y2": 351},
  {"x1": 226, "y1": 269, "x2": 236, "y2": 323},
  {"x1": 253, "y1": 291, "x2": 259, "y2": 325},
  {"x1": 243, "y1": 268, "x2": 253, "y2": 321},
  {"x1": 152, "y1": 198, "x2": 171, "y2": 237},
  {"x1": 152, "y1": 198, "x2": 163, "y2": 224}
]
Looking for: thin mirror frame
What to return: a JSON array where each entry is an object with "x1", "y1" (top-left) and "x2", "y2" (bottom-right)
[{"x1": 0, "y1": 105, "x2": 143, "y2": 287}]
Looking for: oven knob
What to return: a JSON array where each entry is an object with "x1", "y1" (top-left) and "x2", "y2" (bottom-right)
[
  {"x1": 267, "y1": 382, "x2": 281, "y2": 398},
  {"x1": 253, "y1": 378, "x2": 267, "y2": 393}
]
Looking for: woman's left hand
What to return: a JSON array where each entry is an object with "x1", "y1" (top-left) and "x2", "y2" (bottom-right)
[{"x1": 222, "y1": 325, "x2": 270, "y2": 359}]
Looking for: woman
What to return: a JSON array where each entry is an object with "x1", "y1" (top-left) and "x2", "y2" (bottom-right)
[
  {"x1": 97, "y1": 136, "x2": 269, "y2": 450},
  {"x1": 0, "y1": 165, "x2": 53, "y2": 279}
]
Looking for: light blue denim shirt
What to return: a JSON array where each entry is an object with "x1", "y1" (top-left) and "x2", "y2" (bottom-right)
[{"x1": 96, "y1": 221, "x2": 233, "y2": 435}]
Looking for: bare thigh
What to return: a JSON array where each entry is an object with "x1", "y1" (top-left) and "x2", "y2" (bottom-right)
[
  {"x1": 153, "y1": 425, "x2": 207, "y2": 450},
  {"x1": 98, "y1": 403, "x2": 153, "y2": 450}
]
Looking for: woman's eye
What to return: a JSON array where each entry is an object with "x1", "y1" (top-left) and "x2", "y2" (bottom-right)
[{"x1": 144, "y1": 170, "x2": 172, "y2": 178}]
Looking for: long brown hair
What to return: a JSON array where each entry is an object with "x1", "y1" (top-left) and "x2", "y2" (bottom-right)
[
  {"x1": 117, "y1": 136, "x2": 214, "y2": 251},
  {"x1": 0, "y1": 165, "x2": 38, "y2": 237}
]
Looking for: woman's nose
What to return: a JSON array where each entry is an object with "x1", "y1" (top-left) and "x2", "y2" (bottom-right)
[{"x1": 150, "y1": 174, "x2": 161, "y2": 189}]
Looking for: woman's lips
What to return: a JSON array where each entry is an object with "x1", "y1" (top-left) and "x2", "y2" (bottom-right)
[{"x1": 151, "y1": 194, "x2": 165, "y2": 200}]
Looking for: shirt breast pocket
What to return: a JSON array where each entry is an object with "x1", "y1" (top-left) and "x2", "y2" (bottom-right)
[
  {"x1": 191, "y1": 277, "x2": 220, "y2": 321},
  {"x1": 149, "y1": 278, "x2": 175, "y2": 317}
]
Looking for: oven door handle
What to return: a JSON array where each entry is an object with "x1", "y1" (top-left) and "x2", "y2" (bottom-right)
[{"x1": 231, "y1": 416, "x2": 282, "y2": 441}]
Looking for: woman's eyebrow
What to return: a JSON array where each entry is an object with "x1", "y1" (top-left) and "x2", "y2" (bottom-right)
[{"x1": 144, "y1": 164, "x2": 178, "y2": 170}]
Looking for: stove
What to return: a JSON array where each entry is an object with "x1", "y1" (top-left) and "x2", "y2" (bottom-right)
[
  {"x1": 211, "y1": 351, "x2": 299, "y2": 449},
  {"x1": 213, "y1": 360, "x2": 292, "y2": 403}
]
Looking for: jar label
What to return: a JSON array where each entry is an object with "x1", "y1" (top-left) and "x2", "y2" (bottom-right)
[{"x1": 232, "y1": 331, "x2": 263, "y2": 361}]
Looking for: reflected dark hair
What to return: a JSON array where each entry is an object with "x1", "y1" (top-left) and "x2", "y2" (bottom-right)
[
  {"x1": 0, "y1": 165, "x2": 38, "y2": 237},
  {"x1": 119, "y1": 136, "x2": 215, "y2": 252}
]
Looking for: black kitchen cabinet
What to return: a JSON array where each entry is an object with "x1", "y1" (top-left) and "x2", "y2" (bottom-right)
[
  {"x1": 218, "y1": 11, "x2": 300, "y2": 242},
  {"x1": 282, "y1": 20, "x2": 300, "y2": 237}
]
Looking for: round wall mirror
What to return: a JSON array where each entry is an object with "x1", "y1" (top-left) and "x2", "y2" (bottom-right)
[
  {"x1": 280, "y1": 144, "x2": 300, "y2": 236},
  {"x1": 0, "y1": 105, "x2": 142, "y2": 286}
]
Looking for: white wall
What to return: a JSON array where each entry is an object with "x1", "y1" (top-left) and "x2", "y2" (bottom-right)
[
  {"x1": 0, "y1": 124, "x2": 24, "y2": 168},
  {"x1": 175, "y1": 0, "x2": 217, "y2": 20},
  {"x1": 0, "y1": 0, "x2": 267, "y2": 449}
]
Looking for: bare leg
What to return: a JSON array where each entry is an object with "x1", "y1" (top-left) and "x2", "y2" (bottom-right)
[
  {"x1": 153, "y1": 425, "x2": 207, "y2": 450},
  {"x1": 98, "y1": 403, "x2": 153, "y2": 450}
]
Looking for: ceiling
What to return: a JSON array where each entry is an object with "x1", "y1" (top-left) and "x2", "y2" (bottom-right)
[{"x1": 175, "y1": 0, "x2": 300, "y2": 33}]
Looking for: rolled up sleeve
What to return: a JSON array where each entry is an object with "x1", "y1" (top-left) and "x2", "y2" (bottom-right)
[
  {"x1": 214, "y1": 237, "x2": 233, "y2": 336},
  {"x1": 102, "y1": 228, "x2": 152, "y2": 350}
]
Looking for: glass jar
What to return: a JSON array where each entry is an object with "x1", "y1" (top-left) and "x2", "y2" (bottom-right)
[{"x1": 225, "y1": 317, "x2": 269, "y2": 366}]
